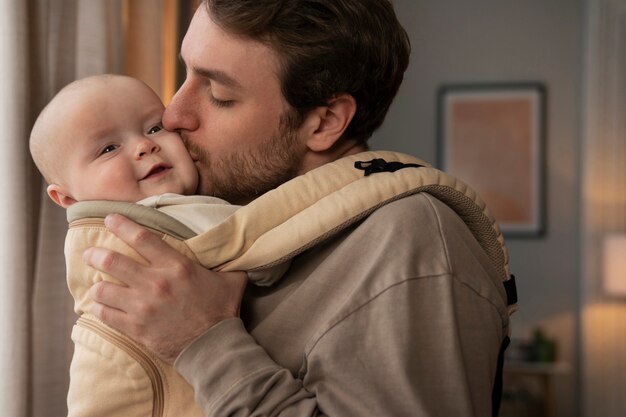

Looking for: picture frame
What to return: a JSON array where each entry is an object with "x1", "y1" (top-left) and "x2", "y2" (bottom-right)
[{"x1": 437, "y1": 82, "x2": 547, "y2": 237}]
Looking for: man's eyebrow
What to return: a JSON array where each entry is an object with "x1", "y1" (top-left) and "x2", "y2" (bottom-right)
[
  {"x1": 197, "y1": 67, "x2": 243, "y2": 89},
  {"x1": 179, "y1": 53, "x2": 242, "y2": 89}
]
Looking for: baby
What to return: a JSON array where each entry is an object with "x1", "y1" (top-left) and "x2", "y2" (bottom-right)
[
  {"x1": 29, "y1": 74, "x2": 242, "y2": 417},
  {"x1": 31, "y1": 74, "x2": 200, "y2": 207}
]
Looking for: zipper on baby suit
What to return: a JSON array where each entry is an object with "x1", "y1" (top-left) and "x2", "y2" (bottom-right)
[
  {"x1": 76, "y1": 315, "x2": 165, "y2": 417},
  {"x1": 69, "y1": 219, "x2": 105, "y2": 229},
  {"x1": 69, "y1": 219, "x2": 164, "y2": 235}
]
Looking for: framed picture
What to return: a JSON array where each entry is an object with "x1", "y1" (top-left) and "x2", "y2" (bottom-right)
[{"x1": 437, "y1": 82, "x2": 546, "y2": 237}]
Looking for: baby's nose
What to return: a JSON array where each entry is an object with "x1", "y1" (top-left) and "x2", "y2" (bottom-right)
[{"x1": 135, "y1": 138, "x2": 160, "y2": 159}]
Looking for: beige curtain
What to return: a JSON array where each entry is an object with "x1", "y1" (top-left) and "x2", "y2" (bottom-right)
[
  {"x1": 0, "y1": 1, "x2": 182, "y2": 416},
  {"x1": 581, "y1": 0, "x2": 626, "y2": 416}
]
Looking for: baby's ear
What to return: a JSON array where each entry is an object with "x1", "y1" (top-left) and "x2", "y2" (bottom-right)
[{"x1": 47, "y1": 184, "x2": 77, "y2": 209}]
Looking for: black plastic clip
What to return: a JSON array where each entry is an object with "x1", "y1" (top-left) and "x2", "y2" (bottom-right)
[
  {"x1": 504, "y1": 275, "x2": 518, "y2": 306},
  {"x1": 354, "y1": 158, "x2": 424, "y2": 176}
]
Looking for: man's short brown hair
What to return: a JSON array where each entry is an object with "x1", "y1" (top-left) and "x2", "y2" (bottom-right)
[{"x1": 203, "y1": 0, "x2": 411, "y2": 143}]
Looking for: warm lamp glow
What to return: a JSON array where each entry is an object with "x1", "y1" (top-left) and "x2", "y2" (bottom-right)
[{"x1": 603, "y1": 234, "x2": 626, "y2": 296}]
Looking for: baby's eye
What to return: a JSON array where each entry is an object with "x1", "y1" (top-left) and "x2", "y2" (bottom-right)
[
  {"x1": 99, "y1": 144, "x2": 118, "y2": 156},
  {"x1": 147, "y1": 125, "x2": 163, "y2": 134}
]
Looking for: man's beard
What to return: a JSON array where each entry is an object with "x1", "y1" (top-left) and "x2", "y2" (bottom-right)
[{"x1": 183, "y1": 113, "x2": 305, "y2": 205}]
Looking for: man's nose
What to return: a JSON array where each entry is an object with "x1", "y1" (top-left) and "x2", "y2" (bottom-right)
[
  {"x1": 163, "y1": 82, "x2": 199, "y2": 132},
  {"x1": 135, "y1": 138, "x2": 160, "y2": 159}
]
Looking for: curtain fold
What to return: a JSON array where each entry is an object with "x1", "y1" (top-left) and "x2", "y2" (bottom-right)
[
  {"x1": 30, "y1": 2, "x2": 77, "y2": 416},
  {"x1": 581, "y1": 0, "x2": 626, "y2": 416},
  {"x1": 0, "y1": 0, "x2": 33, "y2": 416}
]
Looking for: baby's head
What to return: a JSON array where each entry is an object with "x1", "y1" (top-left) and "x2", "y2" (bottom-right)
[{"x1": 30, "y1": 74, "x2": 198, "y2": 208}]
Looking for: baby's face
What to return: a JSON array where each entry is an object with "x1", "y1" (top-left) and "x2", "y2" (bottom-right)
[{"x1": 61, "y1": 77, "x2": 198, "y2": 203}]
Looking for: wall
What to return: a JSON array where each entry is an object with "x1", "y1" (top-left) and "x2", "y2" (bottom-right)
[{"x1": 371, "y1": 1, "x2": 584, "y2": 416}]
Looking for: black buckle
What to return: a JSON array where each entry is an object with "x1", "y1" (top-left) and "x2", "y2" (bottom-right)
[
  {"x1": 354, "y1": 158, "x2": 424, "y2": 176},
  {"x1": 504, "y1": 275, "x2": 518, "y2": 306}
]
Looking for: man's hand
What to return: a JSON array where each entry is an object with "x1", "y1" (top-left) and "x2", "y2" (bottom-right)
[{"x1": 83, "y1": 214, "x2": 248, "y2": 365}]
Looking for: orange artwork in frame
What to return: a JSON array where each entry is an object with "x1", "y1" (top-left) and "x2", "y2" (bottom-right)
[{"x1": 438, "y1": 83, "x2": 546, "y2": 237}]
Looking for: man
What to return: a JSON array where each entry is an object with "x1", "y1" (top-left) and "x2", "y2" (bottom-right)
[{"x1": 84, "y1": 1, "x2": 511, "y2": 415}]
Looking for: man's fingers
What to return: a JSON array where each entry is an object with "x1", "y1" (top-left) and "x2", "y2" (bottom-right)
[
  {"x1": 83, "y1": 246, "x2": 144, "y2": 287},
  {"x1": 104, "y1": 213, "x2": 180, "y2": 263},
  {"x1": 90, "y1": 298, "x2": 132, "y2": 335},
  {"x1": 89, "y1": 280, "x2": 132, "y2": 313}
]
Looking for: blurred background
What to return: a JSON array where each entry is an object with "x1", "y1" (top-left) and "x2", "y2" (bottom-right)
[{"x1": 2, "y1": 0, "x2": 623, "y2": 416}]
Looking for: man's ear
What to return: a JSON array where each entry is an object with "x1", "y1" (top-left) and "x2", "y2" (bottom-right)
[
  {"x1": 303, "y1": 93, "x2": 357, "y2": 152},
  {"x1": 47, "y1": 184, "x2": 77, "y2": 208}
]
